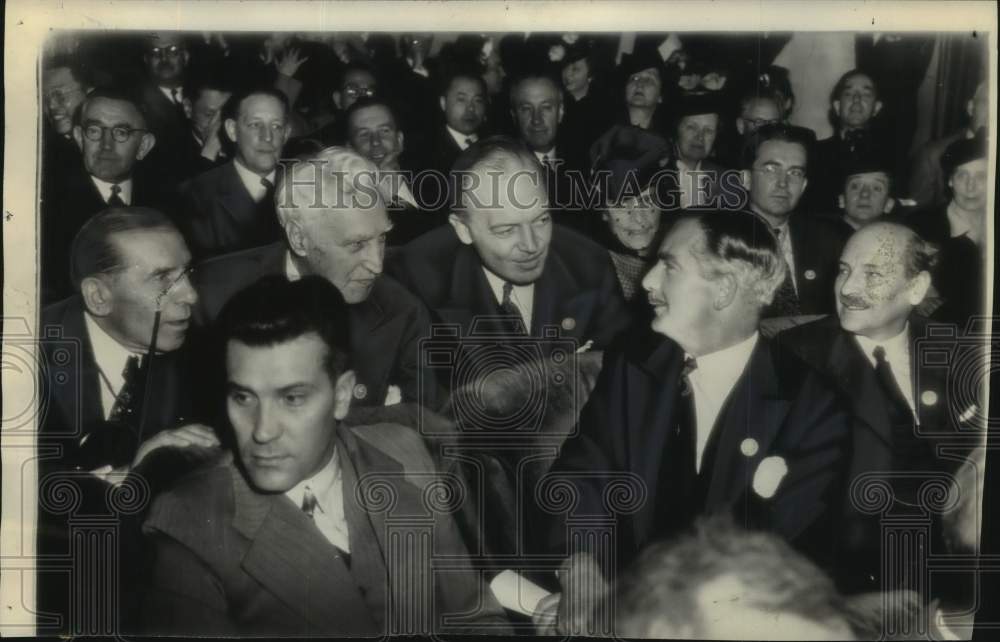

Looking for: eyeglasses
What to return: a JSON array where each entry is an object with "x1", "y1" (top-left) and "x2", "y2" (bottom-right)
[
  {"x1": 148, "y1": 45, "x2": 184, "y2": 59},
  {"x1": 742, "y1": 117, "x2": 779, "y2": 130},
  {"x1": 81, "y1": 124, "x2": 149, "y2": 143},
  {"x1": 344, "y1": 84, "x2": 376, "y2": 99}
]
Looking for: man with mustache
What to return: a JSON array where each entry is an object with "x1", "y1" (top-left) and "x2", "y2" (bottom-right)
[
  {"x1": 741, "y1": 123, "x2": 848, "y2": 317},
  {"x1": 777, "y1": 222, "x2": 976, "y2": 599},
  {"x1": 140, "y1": 275, "x2": 509, "y2": 635},
  {"x1": 809, "y1": 69, "x2": 893, "y2": 214},
  {"x1": 177, "y1": 87, "x2": 291, "y2": 258},
  {"x1": 42, "y1": 88, "x2": 165, "y2": 304},
  {"x1": 532, "y1": 210, "x2": 851, "y2": 634},
  {"x1": 38, "y1": 207, "x2": 218, "y2": 634},
  {"x1": 192, "y1": 147, "x2": 435, "y2": 410}
]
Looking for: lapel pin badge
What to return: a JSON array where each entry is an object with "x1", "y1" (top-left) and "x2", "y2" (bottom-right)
[
  {"x1": 804, "y1": 269, "x2": 817, "y2": 281},
  {"x1": 920, "y1": 390, "x2": 938, "y2": 406},
  {"x1": 740, "y1": 438, "x2": 759, "y2": 457},
  {"x1": 353, "y1": 383, "x2": 368, "y2": 400},
  {"x1": 752, "y1": 455, "x2": 788, "y2": 499},
  {"x1": 561, "y1": 317, "x2": 576, "y2": 331}
]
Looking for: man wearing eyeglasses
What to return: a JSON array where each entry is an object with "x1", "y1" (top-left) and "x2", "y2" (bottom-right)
[
  {"x1": 42, "y1": 88, "x2": 165, "y2": 303},
  {"x1": 37, "y1": 206, "x2": 219, "y2": 635},
  {"x1": 177, "y1": 87, "x2": 291, "y2": 259},
  {"x1": 740, "y1": 123, "x2": 847, "y2": 318}
]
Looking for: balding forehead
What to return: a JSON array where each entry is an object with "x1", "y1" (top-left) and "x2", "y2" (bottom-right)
[{"x1": 83, "y1": 96, "x2": 146, "y2": 127}]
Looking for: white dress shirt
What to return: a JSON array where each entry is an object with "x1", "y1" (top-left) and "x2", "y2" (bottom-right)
[
  {"x1": 772, "y1": 221, "x2": 798, "y2": 292},
  {"x1": 285, "y1": 447, "x2": 351, "y2": 553},
  {"x1": 233, "y1": 159, "x2": 276, "y2": 204},
  {"x1": 855, "y1": 325, "x2": 917, "y2": 420},
  {"x1": 158, "y1": 85, "x2": 184, "y2": 105},
  {"x1": 676, "y1": 159, "x2": 705, "y2": 209},
  {"x1": 687, "y1": 332, "x2": 760, "y2": 472},
  {"x1": 483, "y1": 267, "x2": 534, "y2": 331},
  {"x1": 91, "y1": 176, "x2": 133, "y2": 206},
  {"x1": 446, "y1": 125, "x2": 477, "y2": 151},
  {"x1": 84, "y1": 311, "x2": 143, "y2": 419},
  {"x1": 533, "y1": 149, "x2": 557, "y2": 167}
]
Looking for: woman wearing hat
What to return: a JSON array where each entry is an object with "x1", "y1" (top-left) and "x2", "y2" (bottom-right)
[{"x1": 556, "y1": 38, "x2": 614, "y2": 172}]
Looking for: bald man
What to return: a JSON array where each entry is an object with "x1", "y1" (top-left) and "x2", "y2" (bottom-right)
[{"x1": 778, "y1": 222, "x2": 981, "y2": 598}]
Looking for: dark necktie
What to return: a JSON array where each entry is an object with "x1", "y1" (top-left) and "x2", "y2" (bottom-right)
[
  {"x1": 107, "y1": 183, "x2": 126, "y2": 207},
  {"x1": 465, "y1": 137, "x2": 476, "y2": 148},
  {"x1": 301, "y1": 486, "x2": 351, "y2": 566},
  {"x1": 673, "y1": 356, "x2": 699, "y2": 518},
  {"x1": 499, "y1": 281, "x2": 527, "y2": 334},
  {"x1": 766, "y1": 226, "x2": 801, "y2": 317},
  {"x1": 108, "y1": 355, "x2": 144, "y2": 426},
  {"x1": 872, "y1": 346, "x2": 923, "y2": 468},
  {"x1": 170, "y1": 87, "x2": 181, "y2": 105},
  {"x1": 260, "y1": 176, "x2": 275, "y2": 198}
]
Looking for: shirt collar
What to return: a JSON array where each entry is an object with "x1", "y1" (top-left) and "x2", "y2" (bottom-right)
[
  {"x1": 90, "y1": 175, "x2": 133, "y2": 205},
  {"x1": 446, "y1": 125, "x2": 477, "y2": 150},
  {"x1": 688, "y1": 332, "x2": 759, "y2": 392},
  {"x1": 676, "y1": 158, "x2": 702, "y2": 172},
  {"x1": 159, "y1": 85, "x2": 183, "y2": 104},
  {"x1": 854, "y1": 323, "x2": 910, "y2": 366},
  {"x1": 233, "y1": 158, "x2": 276, "y2": 201},
  {"x1": 533, "y1": 149, "x2": 557, "y2": 164},
  {"x1": 285, "y1": 446, "x2": 340, "y2": 514},
  {"x1": 84, "y1": 310, "x2": 142, "y2": 382}
]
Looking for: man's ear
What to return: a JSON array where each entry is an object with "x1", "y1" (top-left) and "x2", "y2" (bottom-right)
[
  {"x1": 883, "y1": 197, "x2": 896, "y2": 214},
  {"x1": 832, "y1": 99, "x2": 841, "y2": 118},
  {"x1": 396, "y1": 130, "x2": 405, "y2": 152},
  {"x1": 439, "y1": 95, "x2": 447, "y2": 113},
  {"x1": 332, "y1": 91, "x2": 343, "y2": 111},
  {"x1": 223, "y1": 118, "x2": 237, "y2": 144},
  {"x1": 714, "y1": 272, "x2": 737, "y2": 310},
  {"x1": 182, "y1": 97, "x2": 193, "y2": 120},
  {"x1": 735, "y1": 118, "x2": 746, "y2": 136},
  {"x1": 558, "y1": 102, "x2": 565, "y2": 124},
  {"x1": 967, "y1": 98, "x2": 975, "y2": 120},
  {"x1": 333, "y1": 369, "x2": 357, "y2": 420},
  {"x1": 80, "y1": 276, "x2": 113, "y2": 317},
  {"x1": 838, "y1": 194, "x2": 846, "y2": 210},
  {"x1": 740, "y1": 169, "x2": 752, "y2": 191},
  {"x1": 181, "y1": 50, "x2": 191, "y2": 68},
  {"x1": 873, "y1": 100, "x2": 883, "y2": 117},
  {"x1": 907, "y1": 271, "x2": 932, "y2": 306},
  {"x1": 72, "y1": 125, "x2": 84, "y2": 151},
  {"x1": 284, "y1": 218, "x2": 309, "y2": 256},
  {"x1": 136, "y1": 132, "x2": 157, "y2": 161},
  {"x1": 448, "y1": 213, "x2": 474, "y2": 245}
]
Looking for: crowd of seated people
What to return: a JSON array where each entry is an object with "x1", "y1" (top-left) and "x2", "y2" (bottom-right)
[{"x1": 36, "y1": 30, "x2": 990, "y2": 637}]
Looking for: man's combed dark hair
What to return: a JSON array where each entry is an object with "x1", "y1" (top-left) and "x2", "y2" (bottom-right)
[
  {"x1": 741, "y1": 122, "x2": 816, "y2": 171},
  {"x1": 217, "y1": 275, "x2": 352, "y2": 381},
  {"x1": 69, "y1": 207, "x2": 178, "y2": 290},
  {"x1": 344, "y1": 96, "x2": 398, "y2": 131},
  {"x1": 221, "y1": 85, "x2": 290, "y2": 125},
  {"x1": 73, "y1": 85, "x2": 149, "y2": 128}
]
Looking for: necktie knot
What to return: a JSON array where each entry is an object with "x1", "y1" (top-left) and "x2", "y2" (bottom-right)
[
  {"x1": 261, "y1": 177, "x2": 274, "y2": 192},
  {"x1": 502, "y1": 281, "x2": 515, "y2": 305},
  {"x1": 301, "y1": 486, "x2": 318, "y2": 519},
  {"x1": 107, "y1": 183, "x2": 127, "y2": 207},
  {"x1": 680, "y1": 356, "x2": 698, "y2": 396},
  {"x1": 873, "y1": 345, "x2": 888, "y2": 364},
  {"x1": 465, "y1": 137, "x2": 476, "y2": 147},
  {"x1": 170, "y1": 87, "x2": 180, "y2": 104}
]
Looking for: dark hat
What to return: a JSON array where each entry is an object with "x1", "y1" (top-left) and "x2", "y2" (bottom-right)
[
  {"x1": 940, "y1": 129, "x2": 987, "y2": 178},
  {"x1": 758, "y1": 65, "x2": 792, "y2": 97},
  {"x1": 842, "y1": 153, "x2": 894, "y2": 180},
  {"x1": 559, "y1": 38, "x2": 592, "y2": 67},
  {"x1": 674, "y1": 91, "x2": 723, "y2": 120},
  {"x1": 621, "y1": 48, "x2": 665, "y2": 79},
  {"x1": 590, "y1": 125, "x2": 670, "y2": 206}
]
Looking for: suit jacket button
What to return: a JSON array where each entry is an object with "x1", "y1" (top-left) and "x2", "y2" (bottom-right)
[
  {"x1": 561, "y1": 317, "x2": 576, "y2": 331},
  {"x1": 353, "y1": 384, "x2": 368, "y2": 400},
  {"x1": 740, "y1": 438, "x2": 759, "y2": 457},
  {"x1": 921, "y1": 390, "x2": 938, "y2": 406},
  {"x1": 804, "y1": 269, "x2": 817, "y2": 281}
]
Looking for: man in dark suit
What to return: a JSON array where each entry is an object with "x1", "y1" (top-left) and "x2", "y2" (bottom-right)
[
  {"x1": 192, "y1": 147, "x2": 435, "y2": 409},
  {"x1": 139, "y1": 32, "x2": 194, "y2": 183},
  {"x1": 140, "y1": 276, "x2": 510, "y2": 635},
  {"x1": 172, "y1": 71, "x2": 233, "y2": 181},
  {"x1": 808, "y1": 69, "x2": 893, "y2": 214},
  {"x1": 37, "y1": 207, "x2": 218, "y2": 636},
  {"x1": 532, "y1": 210, "x2": 851, "y2": 634},
  {"x1": 43, "y1": 88, "x2": 164, "y2": 304},
  {"x1": 741, "y1": 123, "x2": 848, "y2": 317},
  {"x1": 41, "y1": 55, "x2": 91, "y2": 191},
  {"x1": 388, "y1": 136, "x2": 631, "y2": 354},
  {"x1": 777, "y1": 222, "x2": 979, "y2": 599},
  {"x1": 344, "y1": 97, "x2": 442, "y2": 244},
  {"x1": 177, "y1": 87, "x2": 291, "y2": 259},
  {"x1": 509, "y1": 71, "x2": 602, "y2": 239}
]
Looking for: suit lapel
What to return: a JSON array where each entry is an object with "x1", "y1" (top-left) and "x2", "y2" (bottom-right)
[
  {"x1": 827, "y1": 330, "x2": 894, "y2": 448},
  {"x1": 232, "y1": 465, "x2": 377, "y2": 634},
  {"x1": 50, "y1": 299, "x2": 104, "y2": 436},
  {"x1": 702, "y1": 339, "x2": 790, "y2": 509},
  {"x1": 438, "y1": 244, "x2": 496, "y2": 329}
]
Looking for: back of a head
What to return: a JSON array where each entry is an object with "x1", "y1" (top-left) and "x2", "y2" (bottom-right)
[
  {"x1": 615, "y1": 516, "x2": 853, "y2": 639},
  {"x1": 69, "y1": 206, "x2": 177, "y2": 292},
  {"x1": 216, "y1": 274, "x2": 352, "y2": 381}
]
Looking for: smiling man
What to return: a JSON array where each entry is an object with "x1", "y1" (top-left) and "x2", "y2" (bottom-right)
[
  {"x1": 533, "y1": 210, "x2": 851, "y2": 634},
  {"x1": 140, "y1": 275, "x2": 509, "y2": 635},
  {"x1": 777, "y1": 221, "x2": 962, "y2": 597},
  {"x1": 388, "y1": 135, "x2": 630, "y2": 351},
  {"x1": 178, "y1": 87, "x2": 291, "y2": 258},
  {"x1": 192, "y1": 147, "x2": 434, "y2": 409}
]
